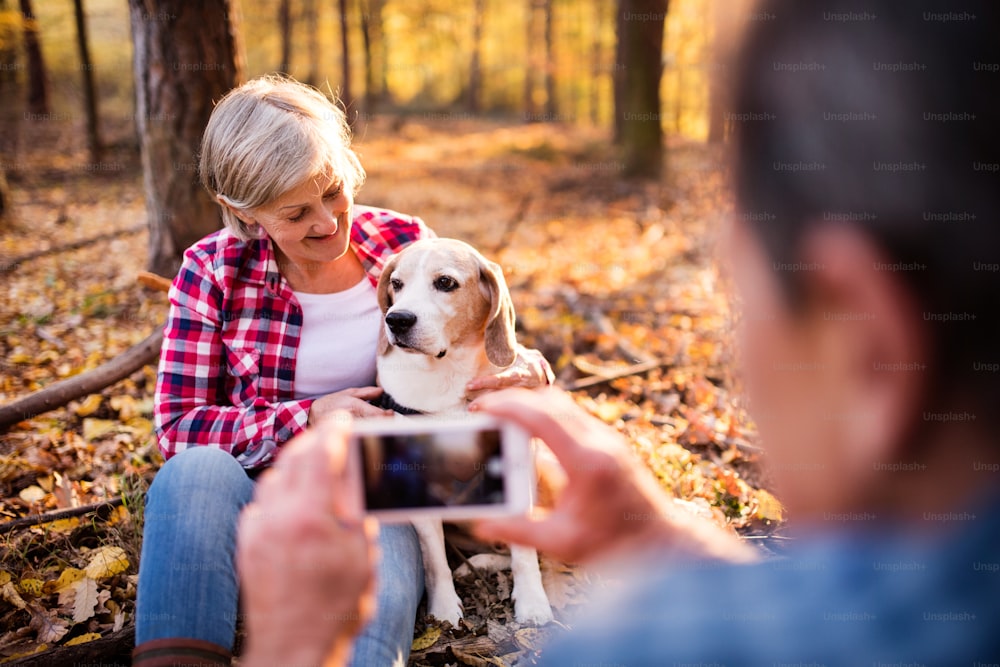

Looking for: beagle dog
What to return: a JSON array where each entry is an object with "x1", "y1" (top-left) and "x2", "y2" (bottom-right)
[{"x1": 375, "y1": 238, "x2": 554, "y2": 626}]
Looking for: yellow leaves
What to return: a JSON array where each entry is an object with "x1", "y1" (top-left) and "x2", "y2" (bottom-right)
[
  {"x1": 754, "y1": 488, "x2": 785, "y2": 523},
  {"x1": 411, "y1": 626, "x2": 442, "y2": 651},
  {"x1": 37, "y1": 517, "x2": 81, "y2": 534},
  {"x1": 110, "y1": 394, "x2": 137, "y2": 421},
  {"x1": 8, "y1": 351, "x2": 35, "y2": 365},
  {"x1": 65, "y1": 633, "x2": 102, "y2": 646},
  {"x1": 43, "y1": 568, "x2": 86, "y2": 595},
  {"x1": 0, "y1": 570, "x2": 27, "y2": 610},
  {"x1": 84, "y1": 546, "x2": 129, "y2": 580},
  {"x1": 82, "y1": 418, "x2": 117, "y2": 442},
  {"x1": 73, "y1": 394, "x2": 103, "y2": 417},
  {"x1": 18, "y1": 578, "x2": 45, "y2": 597}
]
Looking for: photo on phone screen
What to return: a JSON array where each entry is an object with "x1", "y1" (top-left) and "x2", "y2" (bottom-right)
[{"x1": 359, "y1": 427, "x2": 506, "y2": 511}]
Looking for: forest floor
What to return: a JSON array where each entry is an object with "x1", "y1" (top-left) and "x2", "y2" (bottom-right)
[{"x1": 0, "y1": 115, "x2": 784, "y2": 665}]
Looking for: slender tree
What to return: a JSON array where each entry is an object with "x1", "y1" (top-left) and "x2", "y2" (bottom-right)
[
  {"x1": 467, "y1": 0, "x2": 485, "y2": 112},
  {"x1": 278, "y1": 0, "x2": 292, "y2": 73},
  {"x1": 73, "y1": 0, "x2": 102, "y2": 163},
  {"x1": 0, "y1": 164, "x2": 11, "y2": 230},
  {"x1": 523, "y1": 0, "x2": 538, "y2": 120},
  {"x1": 128, "y1": 0, "x2": 244, "y2": 276},
  {"x1": 0, "y1": 0, "x2": 18, "y2": 95},
  {"x1": 338, "y1": 0, "x2": 353, "y2": 123},
  {"x1": 542, "y1": 0, "x2": 555, "y2": 118},
  {"x1": 18, "y1": 0, "x2": 47, "y2": 114},
  {"x1": 357, "y1": 0, "x2": 386, "y2": 110},
  {"x1": 303, "y1": 0, "x2": 319, "y2": 85},
  {"x1": 615, "y1": 0, "x2": 668, "y2": 178}
]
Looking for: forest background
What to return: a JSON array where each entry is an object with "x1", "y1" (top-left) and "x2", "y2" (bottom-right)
[{"x1": 0, "y1": 0, "x2": 780, "y2": 665}]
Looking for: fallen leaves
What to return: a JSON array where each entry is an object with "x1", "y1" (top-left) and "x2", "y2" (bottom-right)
[
  {"x1": 84, "y1": 546, "x2": 129, "y2": 580},
  {"x1": 0, "y1": 549, "x2": 134, "y2": 656}
]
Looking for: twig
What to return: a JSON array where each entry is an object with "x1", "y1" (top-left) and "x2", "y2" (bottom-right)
[
  {"x1": 566, "y1": 359, "x2": 663, "y2": 391},
  {"x1": 0, "y1": 496, "x2": 124, "y2": 535},
  {"x1": 0, "y1": 222, "x2": 145, "y2": 273}
]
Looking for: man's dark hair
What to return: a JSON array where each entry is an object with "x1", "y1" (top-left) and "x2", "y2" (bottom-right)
[{"x1": 732, "y1": 0, "x2": 1000, "y2": 416}]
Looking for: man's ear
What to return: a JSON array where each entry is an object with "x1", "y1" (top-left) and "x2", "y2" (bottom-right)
[
  {"x1": 798, "y1": 223, "x2": 930, "y2": 470},
  {"x1": 479, "y1": 259, "x2": 517, "y2": 367}
]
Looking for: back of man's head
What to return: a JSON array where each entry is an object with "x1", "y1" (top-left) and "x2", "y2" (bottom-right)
[{"x1": 732, "y1": 0, "x2": 1000, "y2": 420}]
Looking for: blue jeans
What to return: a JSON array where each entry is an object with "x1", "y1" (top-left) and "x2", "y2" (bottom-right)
[{"x1": 135, "y1": 446, "x2": 424, "y2": 666}]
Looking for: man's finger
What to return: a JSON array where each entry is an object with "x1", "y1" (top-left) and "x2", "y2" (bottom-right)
[
  {"x1": 472, "y1": 514, "x2": 580, "y2": 561},
  {"x1": 472, "y1": 388, "x2": 606, "y2": 478},
  {"x1": 345, "y1": 386, "x2": 384, "y2": 398}
]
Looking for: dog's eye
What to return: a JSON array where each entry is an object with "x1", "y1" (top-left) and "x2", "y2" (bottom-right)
[
  {"x1": 390, "y1": 278, "x2": 403, "y2": 291},
  {"x1": 434, "y1": 276, "x2": 459, "y2": 292}
]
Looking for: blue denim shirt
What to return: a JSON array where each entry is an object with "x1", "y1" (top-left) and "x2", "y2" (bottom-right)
[{"x1": 539, "y1": 499, "x2": 1000, "y2": 666}]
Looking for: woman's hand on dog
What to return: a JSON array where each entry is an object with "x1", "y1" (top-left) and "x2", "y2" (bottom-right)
[
  {"x1": 469, "y1": 388, "x2": 759, "y2": 568},
  {"x1": 466, "y1": 346, "x2": 554, "y2": 399},
  {"x1": 309, "y1": 386, "x2": 394, "y2": 424}
]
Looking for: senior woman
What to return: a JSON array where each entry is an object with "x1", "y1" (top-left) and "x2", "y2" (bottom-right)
[{"x1": 132, "y1": 76, "x2": 550, "y2": 667}]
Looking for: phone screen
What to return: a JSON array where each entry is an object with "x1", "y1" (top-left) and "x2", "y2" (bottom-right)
[{"x1": 359, "y1": 428, "x2": 506, "y2": 511}]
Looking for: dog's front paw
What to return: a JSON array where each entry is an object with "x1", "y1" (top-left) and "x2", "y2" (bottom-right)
[
  {"x1": 513, "y1": 585, "x2": 554, "y2": 625},
  {"x1": 427, "y1": 588, "x2": 464, "y2": 626}
]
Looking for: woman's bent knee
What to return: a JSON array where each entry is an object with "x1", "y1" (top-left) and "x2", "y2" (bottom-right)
[{"x1": 147, "y1": 447, "x2": 255, "y2": 509}]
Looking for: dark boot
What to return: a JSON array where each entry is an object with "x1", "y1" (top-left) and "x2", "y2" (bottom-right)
[{"x1": 132, "y1": 638, "x2": 232, "y2": 666}]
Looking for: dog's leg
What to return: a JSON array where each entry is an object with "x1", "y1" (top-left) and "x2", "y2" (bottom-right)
[
  {"x1": 412, "y1": 518, "x2": 464, "y2": 625},
  {"x1": 510, "y1": 543, "x2": 554, "y2": 625}
]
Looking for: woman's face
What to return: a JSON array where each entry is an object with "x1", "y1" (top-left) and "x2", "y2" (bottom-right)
[{"x1": 243, "y1": 175, "x2": 354, "y2": 273}]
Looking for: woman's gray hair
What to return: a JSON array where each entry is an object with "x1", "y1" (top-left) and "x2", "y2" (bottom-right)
[{"x1": 199, "y1": 75, "x2": 365, "y2": 240}]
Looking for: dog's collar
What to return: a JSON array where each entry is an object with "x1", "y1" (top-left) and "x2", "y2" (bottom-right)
[{"x1": 376, "y1": 392, "x2": 425, "y2": 416}]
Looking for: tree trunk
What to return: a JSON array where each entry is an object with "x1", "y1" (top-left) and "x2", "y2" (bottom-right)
[
  {"x1": 467, "y1": 0, "x2": 485, "y2": 113},
  {"x1": 18, "y1": 0, "x2": 47, "y2": 115},
  {"x1": 127, "y1": 0, "x2": 243, "y2": 278},
  {"x1": 523, "y1": 0, "x2": 537, "y2": 121},
  {"x1": 706, "y1": 0, "x2": 730, "y2": 143},
  {"x1": 615, "y1": 0, "x2": 668, "y2": 178},
  {"x1": 359, "y1": 0, "x2": 374, "y2": 113},
  {"x1": 542, "y1": 0, "x2": 555, "y2": 119},
  {"x1": 338, "y1": 0, "x2": 353, "y2": 123},
  {"x1": 0, "y1": 164, "x2": 11, "y2": 231},
  {"x1": 0, "y1": 0, "x2": 18, "y2": 96},
  {"x1": 589, "y1": 0, "x2": 603, "y2": 125},
  {"x1": 278, "y1": 0, "x2": 291, "y2": 74},
  {"x1": 303, "y1": 0, "x2": 319, "y2": 85},
  {"x1": 73, "y1": 0, "x2": 102, "y2": 163}
]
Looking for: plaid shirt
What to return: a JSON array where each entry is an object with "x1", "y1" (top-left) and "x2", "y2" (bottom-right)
[{"x1": 154, "y1": 205, "x2": 432, "y2": 468}]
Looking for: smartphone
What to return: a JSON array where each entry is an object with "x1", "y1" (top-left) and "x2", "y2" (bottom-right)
[{"x1": 348, "y1": 413, "x2": 533, "y2": 522}]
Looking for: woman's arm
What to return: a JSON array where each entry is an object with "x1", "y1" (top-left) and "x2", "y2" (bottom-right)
[{"x1": 154, "y1": 252, "x2": 314, "y2": 467}]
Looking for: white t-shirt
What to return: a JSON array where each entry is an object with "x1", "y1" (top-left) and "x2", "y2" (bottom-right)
[{"x1": 292, "y1": 279, "x2": 382, "y2": 399}]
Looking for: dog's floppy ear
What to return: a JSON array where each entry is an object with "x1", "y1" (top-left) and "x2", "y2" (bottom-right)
[
  {"x1": 376, "y1": 252, "x2": 401, "y2": 355},
  {"x1": 479, "y1": 258, "x2": 517, "y2": 367},
  {"x1": 376, "y1": 252, "x2": 401, "y2": 314}
]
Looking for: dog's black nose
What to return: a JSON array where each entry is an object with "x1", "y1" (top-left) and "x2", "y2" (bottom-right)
[{"x1": 385, "y1": 310, "x2": 417, "y2": 334}]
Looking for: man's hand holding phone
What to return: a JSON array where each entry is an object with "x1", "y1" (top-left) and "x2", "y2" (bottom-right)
[
  {"x1": 348, "y1": 413, "x2": 535, "y2": 523},
  {"x1": 236, "y1": 417, "x2": 376, "y2": 667}
]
